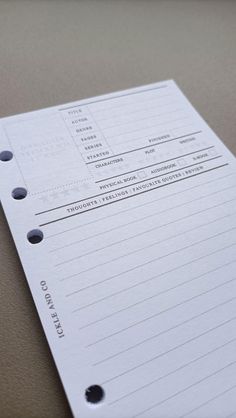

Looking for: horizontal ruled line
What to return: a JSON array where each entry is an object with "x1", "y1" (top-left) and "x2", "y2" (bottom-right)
[
  {"x1": 38, "y1": 164, "x2": 229, "y2": 227},
  {"x1": 95, "y1": 107, "x2": 183, "y2": 132},
  {"x1": 95, "y1": 145, "x2": 213, "y2": 183},
  {"x1": 63, "y1": 242, "x2": 236, "y2": 304},
  {"x1": 133, "y1": 359, "x2": 236, "y2": 417},
  {"x1": 53, "y1": 184, "x2": 236, "y2": 255},
  {"x1": 56, "y1": 202, "x2": 236, "y2": 268},
  {"x1": 45, "y1": 173, "x2": 236, "y2": 240},
  {"x1": 36, "y1": 134, "x2": 203, "y2": 216},
  {"x1": 179, "y1": 383, "x2": 236, "y2": 418},
  {"x1": 86, "y1": 277, "x2": 236, "y2": 345},
  {"x1": 94, "y1": 96, "x2": 175, "y2": 122},
  {"x1": 59, "y1": 84, "x2": 168, "y2": 111},
  {"x1": 85, "y1": 127, "x2": 195, "y2": 164},
  {"x1": 102, "y1": 312, "x2": 236, "y2": 386},
  {"x1": 109, "y1": 337, "x2": 236, "y2": 405},
  {"x1": 94, "y1": 291, "x2": 236, "y2": 367},
  {"x1": 71, "y1": 258, "x2": 236, "y2": 314},
  {"x1": 62, "y1": 223, "x2": 236, "y2": 282},
  {"x1": 87, "y1": 116, "x2": 190, "y2": 148},
  {"x1": 113, "y1": 123, "x2": 192, "y2": 148}
]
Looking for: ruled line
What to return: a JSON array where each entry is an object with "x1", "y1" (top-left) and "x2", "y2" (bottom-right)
[
  {"x1": 69, "y1": 254, "x2": 236, "y2": 314},
  {"x1": 109, "y1": 123, "x2": 193, "y2": 148},
  {"x1": 62, "y1": 242, "x2": 236, "y2": 309},
  {"x1": 109, "y1": 337, "x2": 236, "y2": 405},
  {"x1": 89, "y1": 93, "x2": 171, "y2": 116},
  {"x1": 85, "y1": 126, "x2": 195, "y2": 164},
  {"x1": 36, "y1": 136, "x2": 203, "y2": 216},
  {"x1": 85, "y1": 277, "x2": 236, "y2": 344},
  {"x1": 86, "y1": 116, "x2": 190, "y2": 153},
  {"x1": 72, "y1": 158, "x2": 225, "y2": 203},
  {"x1": 133, "y1": 360, "x2": 236, "y2": 417},
  {"x1": 62, "y1": 223, "x2": 236, "y2": 280},
  {"x1": 71, "y1": 258, "x2": 236, "y2": 314},
  {"x1": 95, "y1": 294, "x2": 236, "y2": 368},
  {"x1": 59, "y1": 84, "x2": 168, "y2": 111},
  {"x1": 44, "y1": 172, "x2": 236, "y2": 240},
  {"x1": 89, "y1": 93, "x2": 172, "y2": 118},
  {"x1": 96, "y1": 107, "x2": 183, "y2": 131},
  {"x1": 179, "y1": 383, "x2": 236, "y2": 418},
  {"x1": 38, "y1": 164, "x2": 229, "y2": 226},
  {"x1": 102, "y1": 313, "x2": 236, "y2": 387},
  {"x1": 56, "y1": 201, "x2": 236, "y2": 267},
  {"x1": 53, "y1": 188, "x2": 236, "y2": 255},
  {"x1": 94, "y1": 97, "x2": 176, "y2": 122},
  {"x1": 95, "y1": 145, "x2": 213, "y2": 183}
]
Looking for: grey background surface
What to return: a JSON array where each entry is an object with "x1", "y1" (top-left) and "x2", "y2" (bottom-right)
[{"x1": 0, "y1": 1, "x2": 235, "y2": 417}]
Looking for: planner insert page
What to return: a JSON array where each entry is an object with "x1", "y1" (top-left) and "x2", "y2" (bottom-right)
[{"x1": 1, "y1": 80, "x2": 236, "y2": 418}]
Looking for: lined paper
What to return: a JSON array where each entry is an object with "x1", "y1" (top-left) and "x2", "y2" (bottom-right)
[{"x1": 0, "y1": 80, "x2": 236, "y2": 418}]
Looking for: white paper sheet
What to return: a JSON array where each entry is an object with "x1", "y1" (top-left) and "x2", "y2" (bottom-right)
[{"x1": 1, "y1": 80, "x2": 236, "y2": 418}]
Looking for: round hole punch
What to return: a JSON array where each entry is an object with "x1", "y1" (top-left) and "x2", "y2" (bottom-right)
[
  {"x1": 85, "y1": 385, "x2": 105, "y2": 405},
  {"x1": 12, "y1": 187, "x2": 28, "y2": 200},
  {"x1": 0, "y1": 150, "x2": 13, "y2": 162},
  {"x1": 27, "y1": 229, "x2": 44, "y2": 244}
]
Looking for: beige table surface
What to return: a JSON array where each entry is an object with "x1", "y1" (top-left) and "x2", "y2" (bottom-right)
[{"x1": 0, "y1": 1, "x2": 236, "y2": 417}]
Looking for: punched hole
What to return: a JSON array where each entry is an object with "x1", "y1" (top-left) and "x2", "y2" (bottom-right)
[
  {"x1": 0, "y1": 150, "x2": 13, "y2": 162},
  {"x1": 27, "y1": 229, "x2": 44, "y2": 244},
  {"x1": 12, "y1": 187, "x2": 28, "y2": 200},
  {"x1": 85, "y1": 385, "x2": 105, "y2": 404}
]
